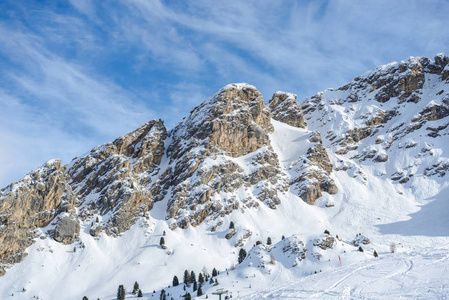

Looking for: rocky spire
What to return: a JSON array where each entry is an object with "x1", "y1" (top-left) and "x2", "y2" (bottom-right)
[{"x1": 269, "y1": 91, "x2": 306, "y2": 128}]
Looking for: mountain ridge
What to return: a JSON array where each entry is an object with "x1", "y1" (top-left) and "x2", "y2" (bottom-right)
[{"x1": 0, "y1": 54, "x2": 448, "y2": 299}]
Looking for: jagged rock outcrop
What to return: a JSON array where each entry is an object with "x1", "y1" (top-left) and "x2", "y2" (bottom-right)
[
  {"x1": 0, "y1": 159, "x2": 76, "y2": 272},
  {"x1": 67, "y1": 119, "x2": 167, "y2": 235},
  {"x1": 289, "y1": 131, "x2": 337, "y2": 204},
  {"x1": 163, "y1": 84, "x2": 288, "y2": 228},
  {"x1": 313, "y1": 235, "x2": 336, "y2": 250},
  {"x1": 269, "y1": 92, "x2": 306, "y2": 128},
  {"x1": 54, "y1": 214, "x2": 80, "y2": 244}
]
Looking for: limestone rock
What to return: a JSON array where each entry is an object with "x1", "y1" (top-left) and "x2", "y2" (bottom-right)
[
  {"x1": 67, "y1": 119, "x2": 167, "y2": 235},
  {"x1": 54, "y1": 215, "x2": 80, "y2": 244},
  {"x1": 0, "y1": 159, "x2": 76, "y2": 271},
  {"x1": 313, "y1": 235, "x2": 336, "y2": 250},
  {"x1": 269, "y1": 92, "x2": 306, "y2": 128},
  {"x1": 290, "y1": 133, "x2": 337, "y2": 204},
  {"x1": 164, "y1": 84, "x2": 288, "y2": 228}
]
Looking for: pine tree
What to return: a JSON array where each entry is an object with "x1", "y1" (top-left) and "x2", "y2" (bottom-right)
[
  {"x1": 212, "y1": 268, "x2": 218, "y2": 277},
  {"x1": 209, "y1": 277, "x2": 213, "y2": 284},
  {"x1": 183, "y1": 293, "x2": 191, "y2": 300},
  {"x1": 160, "y1": 289, "x2": 166, "y2": 300},
  {"x1": 160, "y1": 237, "x2": 165, "y2": 246},
  {"x1": 138, "y1": 289, "x2": 143, "y2": 297},
  {"x1": 281, "y1": 235, "x2": 285, "y2": 240},
  {"x1": 190, "y1": 270, "x2": 196, "y2": 283},
  {"x1": 267, "y1": 237, "x2": 272, "y2": 245},
  {"x1": 117, "y1": 285, "x2": 125, "y2": 300},
  {"x1": 215, "y1": 279, "x2": 218, "y2": 285},
  {"x1": 373, "y1": 250, "x2": 378, "y2": 257},
  {"x1": 82, "y1": 297, "x2": 88, "y2": 300},
  {"x1": 193, "y1": 280, "x2": 197, "y2": 292},
  {"x1": 229, "y1": 221, "x2": 234, "y2": 229},
  {"x1": 358, "y1": 246, "x2": 364, "y2": 252},
  {"x1": 197, "y1": 284, "x2": 203, "y2": 297},
  {"x1": 173, "y1": 275, "x2": 179, "y2": 286},
  {"x1": 133, "y1": 281, "x2": 140, "y2": 294},
  {"x1": 238, "y1": 248, "x2": 247, "y2": 264},
  {"x1": 183, "y1": 270, "x2": 191, "y2": 285},
  {"x1": 198, "y1": 273, "x2": 204, "y2": 284}
]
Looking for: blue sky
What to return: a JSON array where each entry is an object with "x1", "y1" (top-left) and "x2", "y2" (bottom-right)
[{"x1": 0, "y1": 0, "x2": 448, "y2": 187}]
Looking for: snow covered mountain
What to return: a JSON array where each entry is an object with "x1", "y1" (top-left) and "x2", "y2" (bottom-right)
[{"x1": 1, "y1": 54, "x2": 449, "y2": 299}]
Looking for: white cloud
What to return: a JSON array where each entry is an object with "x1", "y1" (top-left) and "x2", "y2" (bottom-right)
[{"x1": 1, "y1": 0, "x2": 448, "y2": 187}]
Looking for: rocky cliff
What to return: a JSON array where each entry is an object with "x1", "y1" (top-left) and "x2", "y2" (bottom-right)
[{"x1": 1, "y1": 54, "x2": 448, "y2": 276}]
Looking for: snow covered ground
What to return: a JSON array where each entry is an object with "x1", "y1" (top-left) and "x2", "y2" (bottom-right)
[{"x1": 241, "y1": 247, "x2": 449, "y2": 299}]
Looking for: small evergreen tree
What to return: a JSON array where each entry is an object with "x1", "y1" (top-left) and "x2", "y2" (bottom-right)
[
  {"x1": 82, "y1": 297, "x2": 88, "y2": 300},
  {"x1": 197, "y1": 284, "x2": 203, "y2": 297},
  {"x1": 267, "y1": 237, "x2": 272, "y2": 245},
  {"x1": 212, "y1": 268, "x2": 218, "y2": 277},
  {"x1": 163, "y1": 230, "x2": 166, "y2": 236},
  {"x1": 229, "y1": 221, "x2": 234, "y2": 229},
  {"x1": 193, "y1": 280, "x2": 197, "y2": 292},
  {"x1": 198, "y1": 273, "x2": 204, "y2": 284},
  {"x1": 190, "y1": 270, "x2": 196, "y2": 283},
  {"x1": 324, "y1": 230, "x2": 330, "y2": 235},
  {"x1": 373, "y1": 250, "x2": 378, "y2": 257},
  {"x1": 209, "y1": 277, "x2": 213, "y2": 284},
  {"x1": 238, "y1": 248, "x2": 247, "y2": 264},
  {"x1": 160, "y1": 237, "x2": 165, "y2": 246},
  {"x1": 281, "y1": 235, "x2": 285, "y2": 240},
  {"x1": 183, "y1": 293, "x2": 191, "y2": 300},
  {"x1": 138, "y1": 289, "x2": 143, "y2": 297},
  {"x1": 215, "y1": 279, "x2": 218, "y2": 285},
  {"x1": 358, "y1": 246, "x2": 364, "y2": 252},
  {"x1": 133, "y1": 281, "x2": 140, "y2": 294},
  {"x1": 117, "y1": 285, "x2": 125, "y2": 300},
  {"x1": 183, "y1": 270, "x2": 191, "y2": 285},
  {"x1": 160, "y1": 289, "x2": 166, "y2": 300},
  {"x1": 255, "y1": 240, "x2": 262, "y2": 245},
  {"x1": 173, "y1": 275, "x2": 179, "y2": 286}
]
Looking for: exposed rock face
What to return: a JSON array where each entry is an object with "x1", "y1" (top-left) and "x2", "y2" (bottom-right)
[
  {"x1": 269, "y1": 92, "x2": 306, "y2": 128},
  {"x1": 313, "y1": 235, "x2": 336, "y2": 250},
  {"x1": 0, "y1": 160, "x2": 76, "y2": 271},
  {"x1": 67, "y1": 119, "x2": 167, "y2": 235},
  {"x1": 290, "y1": 132, "x2": 337, "y2": 204},
  {"x1": 164, "y1": 84, "x2": 288, "y2": 228},
  {"x1": 54, "y1": 214, "x2": 80, "y2": 244}
]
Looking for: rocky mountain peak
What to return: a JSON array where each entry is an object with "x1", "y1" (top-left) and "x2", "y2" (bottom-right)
[
  {"x1": 169, "y1": 83, "x2": 273, "y2": 159},
  {"x1": 67, "y1": 119, "x2": 167, "y2": 235},
  {"x1": 269, "y1": 91, "x2": 306, "y2": 128},
  {"x1": 161, "y1": 83, "x2": 288, "y2": 229}
]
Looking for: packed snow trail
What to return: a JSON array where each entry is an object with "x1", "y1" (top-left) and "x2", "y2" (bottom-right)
[{"x1": 240, "y1": 248, "x2": 449, "y2": 299}]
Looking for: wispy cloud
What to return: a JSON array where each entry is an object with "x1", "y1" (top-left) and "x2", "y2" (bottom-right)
[{"x1": 0, "y1": 0, "x2": 448, "y2": 187}]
